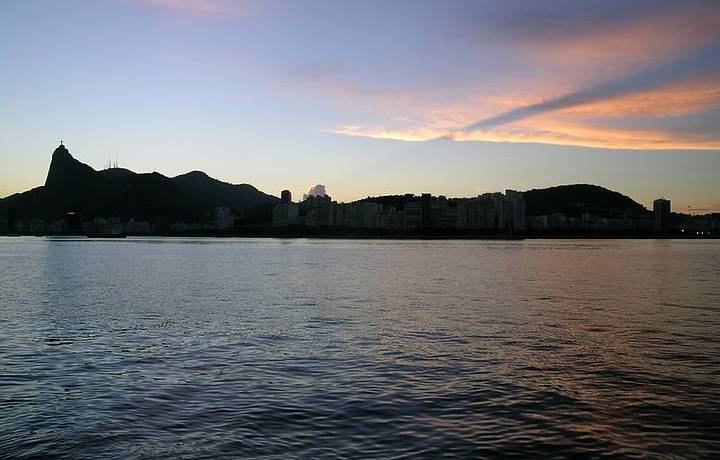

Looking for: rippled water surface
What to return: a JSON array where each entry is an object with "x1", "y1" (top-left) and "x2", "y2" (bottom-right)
[{"x1": 1, "y1": 237, "x2": 719, "y2": 459}]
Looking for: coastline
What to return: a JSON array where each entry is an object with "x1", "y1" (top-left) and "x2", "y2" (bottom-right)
[{"x1": 2, "y1": 232, "x2": 716, "y2": 240}]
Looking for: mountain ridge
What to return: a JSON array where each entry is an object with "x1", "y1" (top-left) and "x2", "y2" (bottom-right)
[
  {"x1": 2, "y1": 144, "x2": 651, "y2": 222},
  {"x1": 0, "y1": 144, "x2": 278, "y2": 221}
]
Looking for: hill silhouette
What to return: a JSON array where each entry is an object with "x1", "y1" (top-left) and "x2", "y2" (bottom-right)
[
  {"x1": 0, "y1": 144, "x2": 277, "y2": 221},
  {"x1": 173, "y1": 171, "x2": 274, "y2": 210},
  {"x1": 357, "y1": 185, "x2": 647, "y2": 218},
  {"x1": 523, "y1": 184, "x2": 646, "y2": 217}
]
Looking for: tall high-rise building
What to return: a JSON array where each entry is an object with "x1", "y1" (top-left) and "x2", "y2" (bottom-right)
[
  {"x1": 421, "y1": 193, "x2": 432, "y2": 228},
  {"x1": 404, "y1": 202, "x2": 423, "y2": 231},
  {"x1": 272, "y1": 190, "x2": 299, "y2": 227},
  {"x1": 505, "y1": 190, "x2": 526, "y2": 232},
  {"x1": 301, "y1": 194, "x2": 335, "y2": 226},
  {"x1": 430, "y1": 196, "x2": 449, "y2": 228},
  {"x1": 653, "y1": 198, "x2": 671, "y2": 232},
  {"x1": 454, "y1": 190, "x2": 525, "y2": 232}
]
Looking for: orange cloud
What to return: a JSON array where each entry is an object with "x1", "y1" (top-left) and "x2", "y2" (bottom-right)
[
  {"x1": 558, "y1": 74, "x2": 720, "y2": 118},
  {"x1": 329, "y1": 73, "x2": 720, "y2": 151},
  {"x1": 292, "y1": 2, "x2": 720, "y2": 151},
  {"x1": 459, "y1": 119, "x2": 720, "y2": 151},
  {"x1": 328, "y1": 65, "x2": 720, "y2": 151},
  {"x1": 327, "y1": 125, "x2": 445, "y2": 143},
  {"x1": 329, "y1": 121, "x2": 720, "y2": 151}
]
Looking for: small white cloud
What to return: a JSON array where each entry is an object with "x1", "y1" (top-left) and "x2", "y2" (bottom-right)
[{"x1": 305, "y1": 184, "x2": 327, "y2": 197}]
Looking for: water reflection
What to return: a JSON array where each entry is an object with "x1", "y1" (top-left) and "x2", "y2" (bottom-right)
[{"x1": 0, "y1": 237, "x2": 718, "y2": 458}]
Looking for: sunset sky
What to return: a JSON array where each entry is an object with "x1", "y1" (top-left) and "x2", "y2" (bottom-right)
[{"x1": 1, "y1": 0, "x2": 719, "y2": 212}]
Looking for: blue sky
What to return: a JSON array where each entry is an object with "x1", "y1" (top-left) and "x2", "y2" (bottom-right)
[{"x1": 1, "y1": 0, "x2": 719, "y2": 212}]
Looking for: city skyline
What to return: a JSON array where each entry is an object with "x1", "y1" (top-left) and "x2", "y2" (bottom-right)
[
  {"x1": 2, "y1": 142, "x2": 710, "y2": 218},
  {"x1": 1, "y1": 1, "x2": 719, "y2": 212},
  {"x1": 7, "y1": 141, "x2": 715, "y2": 236}
]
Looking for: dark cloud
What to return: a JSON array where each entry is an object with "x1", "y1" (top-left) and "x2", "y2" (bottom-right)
[
  {"x1": 460, "y1": 47, "x2": 720, "y2": 133},
  {"x1": 452, "y1": 0, "x2": 718, "y2": 44}
]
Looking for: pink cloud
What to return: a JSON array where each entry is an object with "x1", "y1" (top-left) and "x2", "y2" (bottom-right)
[
  {"x1": 134, "y1": 0, "x2": 247, "y2": 17},
  {"x1": 324, "y1": 5, "x2": 720, "y2": 151}
]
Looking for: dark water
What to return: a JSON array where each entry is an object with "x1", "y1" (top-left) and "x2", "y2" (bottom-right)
[{"x1": 1, "y1": 237, "x2": 719, "y2": 459}]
